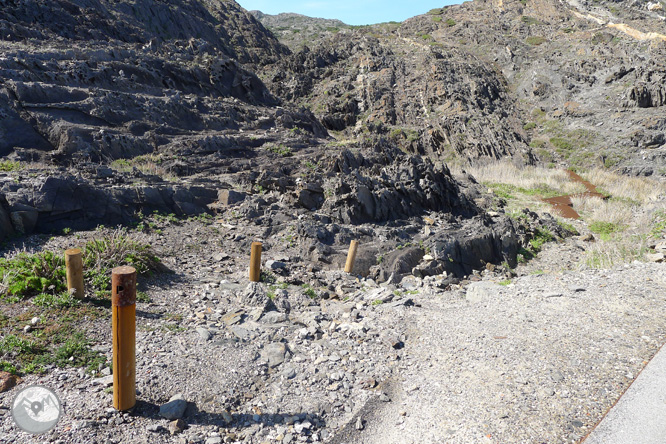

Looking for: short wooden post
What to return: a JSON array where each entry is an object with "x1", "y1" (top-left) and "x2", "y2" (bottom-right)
[
  {"x1": 112, "y1": 266, "x2": 136, "y2": 411},
  {"x1": 65, "y1": 248, "x2": 84, "y2": 299},
  {"x1": 249, "y1": 242, "x2": 262, "y2": 282},
  {"x1": 345, "y1": 240, "x2": 359, "y2": 273}
]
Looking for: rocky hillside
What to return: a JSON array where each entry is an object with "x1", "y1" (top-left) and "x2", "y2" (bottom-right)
[
  {"x1": 250, "y1": 11, "x2": 352, "y2": 51},
  {"x1": 1, "y1": 0, "x2": 663, "y2": 266},
  {"x1": 3, "y1": 1, "x2": 666, "y2": 444},
  {"x1": 253, "y1": 0, "x2": 666, "y2": 174},
  {"x1": 398, "y1": 0, "x2": 666, "y2": 174}
]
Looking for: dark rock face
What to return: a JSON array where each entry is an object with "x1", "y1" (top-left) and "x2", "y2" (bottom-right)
[
  {"x1": 0, "y1": 0, "x2": 289, "y2": 65},
  {"x1": 0, "y1": 172, "x2": 216, "y2": 234},
  {"x1": 322, "y1": 150, "x2": 476, "y2": 224},
  {"x1": 264, "y1": 33, "x2": 532, "y2": 163}
]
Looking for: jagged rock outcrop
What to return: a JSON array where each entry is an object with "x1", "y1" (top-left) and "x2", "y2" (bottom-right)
[
  {"x1": 320, "y1": 150, "x2": 476, "y2": 224},
  {"x1": 0, "y1": 0, "x2": 289, "y2": 65},
  {"x1": 0, "y1": 171, "x2": 216, "y2": 236},
  {"x1": 264, "y1": 33, "x2": 533, "y2": 163}
]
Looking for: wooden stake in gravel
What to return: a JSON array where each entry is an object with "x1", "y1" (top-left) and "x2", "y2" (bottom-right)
[
  {"x1": 249, "y1": 242, "x2": 262, "y2": 282},
  {"x1": 345, "y1": 240, "x2": 359, "y2": 273},
  {"x1": 112, "y1": 266, "x2": 137, "y2": 411},
  {"x1": 65, "y1": 248, "x2": 85, "y2": 299}
]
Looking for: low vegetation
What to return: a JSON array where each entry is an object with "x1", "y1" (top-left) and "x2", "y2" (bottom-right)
[
  {"x1": 455, "y1": 160, "x2": 587, "y2": 210},
  {"x1": 459, "y1": 160, "x2": 666, "y2": 269},
  {"x1": 0, "y1": 229, "x2": 162, "y2": 376},
  {"x1": 0, "y1": 160, "x2": 22, "y2": 172},
  {"x1": 111, "y1": 153, "x2": 177, "y2": 181}
]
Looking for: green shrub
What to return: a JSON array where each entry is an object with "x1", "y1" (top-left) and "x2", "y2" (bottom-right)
[
  {"x1": 0, "y1": 251, "x2": 67, "y2": 300},
  {"x1": 589, "y1": 221, "x2": 624, "y2": 241},
  {"x1": 0, "y1": 361, "x2": 17, "y2": 374},
  {"x1": 33, "y1": 292, "x2": 80, "y2": 309},
  {"x1": 1, "y1": 230, "x2": 160, "y2": 301},
  {"x1": 529, "y1": 228, "x2": 554, "y2": 252},
  {"x1": 550, "y1": 137, "x2": 573, "y2": 152},
  {"x1": 83, "y1": 230, "x2": 161, "y2": 293},
  {"x1": 0, "y1": 160, "x2": 22, "y2": 172},
  {"x1": 521, "y1": 16, "x2": 539, "y2": 26},
  {"x1": 266, "y1": 144, "x2": 292, "y2": 157},
  {"x1": 445, "y1": 18, "x2": 456, "y2": 27},
  {"x1": 525, "y1": 36, "x2": 547, "y2": 45}
]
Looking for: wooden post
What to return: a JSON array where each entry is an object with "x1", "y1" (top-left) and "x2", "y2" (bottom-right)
[
  {"x1": 345, "y1": 240, "x2": 359, "y2": 273},
  {"x1": 249, "y1": 242, "x2": 262, "y2": 282},
  {"x1": 65, "y1": 248, "x2": 84, "y2": 299},
  {"x1": 112, "y1": 266, "x2": 136, "y2": 411}
]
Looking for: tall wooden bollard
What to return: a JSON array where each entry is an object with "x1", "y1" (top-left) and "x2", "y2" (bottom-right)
[
  {"x1": 249, "y1": 242, "x2": 262, "y2": 282},
  {"x1": 65, "y1": 248, "x2": 85, "y2": 299},
  {"x1": 111, "y1": 266, "x2": 137, "y2": 411},
  {"x1": 345, "y1": 240, "x2": 359, "y2": 273}
]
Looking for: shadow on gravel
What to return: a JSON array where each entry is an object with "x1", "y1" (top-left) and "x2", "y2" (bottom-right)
[{"x1": 130, "y1": 400, "x2": 326, "y2": 429}]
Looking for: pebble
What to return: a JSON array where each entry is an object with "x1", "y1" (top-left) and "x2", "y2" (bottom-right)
[
  {"x1": 147, "y1": 424, "x2": 163, "y2": 433},
  {"x1": 355, "y1": 417, "x2": 364, "y2": 430},
  {"x1": 196, "y1": 327, "x2": 212, "y2": 341},
  {"x1": 221, "y1": 409, "x2": 233, "y2": 424},
  {"x1": 169, "y1": 418, "x2": 186, "y2": 435},
  {"x1": 262, "y1": 343, "x2": 288, "y2": 368}
]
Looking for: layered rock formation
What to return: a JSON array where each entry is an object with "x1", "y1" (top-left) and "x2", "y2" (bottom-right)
[{"x1": 1, "y1": 0, "x2": 659, "y2": 273}]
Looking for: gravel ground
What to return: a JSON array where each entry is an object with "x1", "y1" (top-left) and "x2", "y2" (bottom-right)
[
  {"x1": 331, "y1": 244, "x2": 666, "y2": 443},
  {"x1": 2, "y1": 226, "x2": 666, "y2": 444}
]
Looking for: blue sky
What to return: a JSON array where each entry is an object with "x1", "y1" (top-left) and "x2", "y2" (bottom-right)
[{"x1": 236, "y1": 1, "x2": 462, "y2": 26}]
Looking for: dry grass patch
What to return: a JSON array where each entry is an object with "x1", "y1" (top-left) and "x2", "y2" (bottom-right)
[
  {"x1": 457, "y1": 161, "x2": 588, "y2": 196},
  {"x1": 582, "y1": 168, "x2": 666, "y2": 203},
  {"x1": 570, "y1": 195, "x2": 633, "y2": 228},
  {"x1": 572, "y1": 182, "x2": 666, "y2": 268}
]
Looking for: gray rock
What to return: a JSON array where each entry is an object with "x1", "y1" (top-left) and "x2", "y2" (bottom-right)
[
  {"x1": 159, "y1": 394, "x2": 188, "y2": 420},
  {"x1": 0, "y1": 204, "x2": 15, "y2": 240},
  {"x1": 217, "y1": 189, "x2": 246, "y2": 206},
  {"x1": 221, "y1": 310, "x2": 244, "y2": 326},
  {"x1": 205, "y1": 437, "x2": 223, "y2": 444},
  {"x1": 10, "y1": 207, "x2": 38, "y2": 234},
  {"x1": 239, "y1": 282, "x2": 271, "y2": 308},
  {"x1": 196, "y1": 327, "x2": 212, "y2": 341},
  {"x1": 230, "y1": 326, "x2": 252, "y2": 340},
  {"x1": 282, "y1": 365, "x2": 297, "y2": 379},
  {"x1": 97, "y1": 166, "x2": 114, "y2": 179},
  {"x1": 261, "y1": 342, "x2": 289, "y2": 368},
  {"x1": 646, "y1": 252, "x2": 665, "y2": 263},
  {"x1": 355, "y1": 417, "x2": 364, "y2": 430},
  {"x1": 221, "y1": 410, "x2": 233, "y2": 424},
  {"x1": 168, "y1": 418, "x2": 186, "y2": 435},
  {"x1": 91, "y1": 375, "x2": 114, "y2": 387},
  {"x1": 466, "y1": 281, "x2": 500, "y2": 304},
  {"x1": 261, "y1": 311, "x2": 288, "y2": 324},
  {"x1": 147, "y1": 424, "x2": 164, "y2": 433},
  {"x1": 266, "y1": 260, "x2": 288, "y2": 270}
]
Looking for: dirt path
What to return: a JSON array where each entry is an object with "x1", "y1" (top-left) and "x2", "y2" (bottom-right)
[{"x1": 331, "y1": 240, "x2": 666, "y2": 443}]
